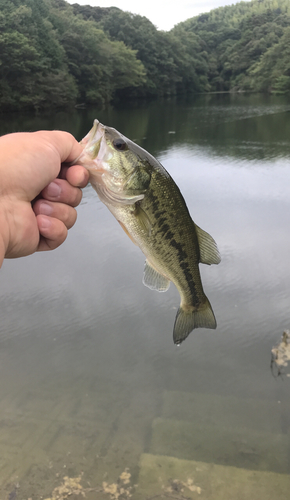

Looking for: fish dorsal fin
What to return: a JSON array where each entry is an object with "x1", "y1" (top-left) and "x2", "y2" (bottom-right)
[
  {"x1": 143, "y1": 260, "x2": 170, "y2": 292},
  {"x1": 195, "y1": 225, "x2": 221, "y2": 265}
]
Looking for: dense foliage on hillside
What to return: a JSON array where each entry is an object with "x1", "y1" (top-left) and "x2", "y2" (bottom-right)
[
  {"x1": 0, "y1": 0, "x2": 289, "y2": 111},
  {"x1": 0, "y1": 0, "x2": 145, "y2": 110},
  {"x1": 72, "y1": 4, "x2": 211, "y2": 98},
  {"x1": 173, "y1": 0, "x2": 290, "y2": 93}
]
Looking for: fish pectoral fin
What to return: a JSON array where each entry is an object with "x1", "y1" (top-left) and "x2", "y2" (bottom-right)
[
  {"x1": 142, "y1": 260, "x2": 170, "y2": 292},
  {"x1": 195, "y1": 225, "x2": 221, "y2": 265},
  {"x1": 173, "y1": 298, "x2": 217, "y2": 345},
  {"x1": 134, "y1": 205, "x2": 152, "y2": 236}
]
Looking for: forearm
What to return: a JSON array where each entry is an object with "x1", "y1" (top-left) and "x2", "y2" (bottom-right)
[{"x1": 0, "y1": 210, "x2": 8, "y2": 268}]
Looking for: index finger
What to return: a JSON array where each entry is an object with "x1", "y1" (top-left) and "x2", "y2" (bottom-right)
[{"x1": 59, "y1": 164, "x2": 90, "y2": 188}]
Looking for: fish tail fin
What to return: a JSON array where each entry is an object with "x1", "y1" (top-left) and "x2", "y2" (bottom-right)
[{"x1": 173, "y1": 298, "x2": 217, "y2": 345}]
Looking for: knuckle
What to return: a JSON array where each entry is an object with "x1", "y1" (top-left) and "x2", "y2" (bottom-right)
[{"x1": 63, "y1": 206, "x2": 77, "y2": 228}]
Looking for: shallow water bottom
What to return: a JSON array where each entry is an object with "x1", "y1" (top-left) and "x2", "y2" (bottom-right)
[{"x1": 0, "y1": 332, "x2": 289, "y2": 500}]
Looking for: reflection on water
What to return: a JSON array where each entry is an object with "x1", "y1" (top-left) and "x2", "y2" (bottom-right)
[{"x1": 1, "y1": 94, "x2": 290, "y2": 498}]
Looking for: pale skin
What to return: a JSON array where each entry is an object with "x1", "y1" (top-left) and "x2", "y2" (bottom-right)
[{"x1": 0, "y1": 130, "x2": 90, "y2": 268}]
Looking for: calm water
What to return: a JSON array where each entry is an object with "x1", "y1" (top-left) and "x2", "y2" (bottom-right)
[{"x1": 1, "y1": 94, "x2": 290, "y2": 499}]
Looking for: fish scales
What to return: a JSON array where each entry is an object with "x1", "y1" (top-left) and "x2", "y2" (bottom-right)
[
  {"x1": 75, "y1": 119, "x2": 221, "y2": 344},
  {"x1": 108, "y1": 159, "x2": 204, "y2": 308},
  {"x1": 138, "y1": 168, "x2": 203, "y2": 307}
]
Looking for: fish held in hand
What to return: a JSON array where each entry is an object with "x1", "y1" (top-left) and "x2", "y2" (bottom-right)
[{"x1": 75, "y1": 119, "x2": 221, "y2": 344}]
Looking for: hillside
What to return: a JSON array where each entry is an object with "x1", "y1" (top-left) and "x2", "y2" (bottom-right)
[
  {"x1": 173, "y1": 0, "x2": 290, "y2": 93},
  {"x1": 0, "y1": 0, "x2": 289, "y2": 112}
]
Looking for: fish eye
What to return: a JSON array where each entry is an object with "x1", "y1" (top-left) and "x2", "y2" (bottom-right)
[{"x1": 113, "y1": 138, "x2": 128, "y2": 151}]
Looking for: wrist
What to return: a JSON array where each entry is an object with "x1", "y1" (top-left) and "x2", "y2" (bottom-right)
[{"x1": 0, "y1": 240, "x2": 4, "y2": 268}]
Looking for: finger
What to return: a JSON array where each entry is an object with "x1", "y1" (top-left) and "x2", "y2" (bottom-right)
[
  {"x1": 35, "y1": 130, "x2": 84, "y2": 165},
  {"x1": 60, "y1": 164, "x2": 90, "y2": 188},
  {"x1": 41, "y1": 179, "x2": 82, "y2": 207},
  {"x1": 36, "y1": 215, "x2": 68, "y2": 251},
  {"x1": 33, "y1": 200, "x2": 77, "y2": 230}
]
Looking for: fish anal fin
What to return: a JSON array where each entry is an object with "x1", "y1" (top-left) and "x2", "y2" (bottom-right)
[
  {"x1": 173, "y1": 297, "x2": 217, "y2": 344},
  {"x1": 195, "y1": 224, "x2": 221, "y2": 265},
  {"x1": 143, "y1": 259, "x2": 170, "y2": 292},
  {"x1": 118, "y1": 221, "x2": 138, "y2": 246}
]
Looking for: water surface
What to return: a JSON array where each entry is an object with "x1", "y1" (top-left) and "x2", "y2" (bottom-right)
[{"x1": 0, "y1": 94, "x2": 290, "y2": 498}]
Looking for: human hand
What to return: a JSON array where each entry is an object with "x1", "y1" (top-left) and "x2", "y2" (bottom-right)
[{"x1": 0, "y1": 130, "x2": 89, "y2": 266}]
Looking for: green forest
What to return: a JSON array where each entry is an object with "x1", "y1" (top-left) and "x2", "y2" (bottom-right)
[{"x1": 1, "y1": 0, "x2": 290, "y2": 111}]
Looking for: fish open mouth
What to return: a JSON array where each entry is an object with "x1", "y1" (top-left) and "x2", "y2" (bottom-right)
[
  {"x1": 72, "y1": 119, "x2": 110, "y2": 176},
  {"x1": 80, "y1": 119, "x2": 103, "y2": 160},
  {"x1": 80, "y1": 119, "x2": 100, "y2": 146}
]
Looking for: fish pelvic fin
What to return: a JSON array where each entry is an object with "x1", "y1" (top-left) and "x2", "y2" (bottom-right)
[{"x1": 173, "y1": 298, "x2": 217, "y2": 345}]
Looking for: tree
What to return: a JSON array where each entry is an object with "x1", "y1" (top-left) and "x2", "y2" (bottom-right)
[
  {"x1": 250, "y1": 26, "x2": 290, "y2": 92},
  {"x1": 49, "y1": 6, "x2": 146, "y2": 104},
  {"x1": 0, "y1": 0, "x2": 77, "y2": 110}
]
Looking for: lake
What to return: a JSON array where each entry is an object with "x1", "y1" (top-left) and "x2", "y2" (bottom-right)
[{"x1": 0, "y1": 93, "x2": 290, "y2": 499}]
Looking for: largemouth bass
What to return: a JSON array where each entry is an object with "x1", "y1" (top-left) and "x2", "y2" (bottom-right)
[{"x1": 75, "y1": 119, "x2": 221, "y2": 344}]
